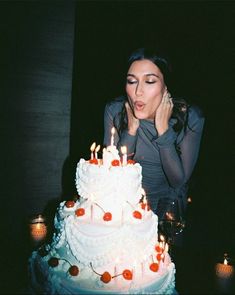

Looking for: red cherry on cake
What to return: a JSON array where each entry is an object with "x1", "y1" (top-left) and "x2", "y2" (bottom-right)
[
  {"x1": 111, "y1": 159, "x2": 120, "y2": 166},
  {"x1": 133, "y1": 210, "x2": 142, "y2": 219},
  {"x1": 155, "y1": 245, "x2": 163, "y2": 253},
  {"x1": 65, "y1": 200, "x2": 75, "y2": 208},
  {"x1": 103, "y1": 212, "x2": 112, "y2": 221},
  {"x1": 100, "y1": 271, "x2": 112, "y2": 283},
  {"x1": 156, "y1": 253, "x2": 162, "y2": 261},
  {"x1": 75, "y1": 208, "x2": 85, "y2": 217},
  {"x1": 48, "y1": 257, "x2": 59, "y2": 267},
  {"x1": 150, "y1": 262, "x2": 159, "y2": 272},
  {"x1": 69, "y1": 265, "x2": 79, "y2": 276},
  {"x1": 89, "y1": 159, "x2": 98, "y2": 165},
  {"x1": 141, "y1": 202, "x2": 146, "y2": 210},
  {"x1": 127, "y1": 159, "x2": 135, "y2": 164},
  {"x1": 122, "y1": 269, "x2": 133, "y2": 280}
]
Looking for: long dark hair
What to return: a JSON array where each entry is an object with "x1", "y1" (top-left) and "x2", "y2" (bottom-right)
[{"x1": 117, "y1": 47, "x2": 189, "y2": 136}]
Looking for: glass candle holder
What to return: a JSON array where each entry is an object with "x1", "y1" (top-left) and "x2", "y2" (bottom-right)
[{"x1": 29, "y1": 214, "x2": 47, "y2": 246}]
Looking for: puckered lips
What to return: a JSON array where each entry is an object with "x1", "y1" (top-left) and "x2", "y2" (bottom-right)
[{"x1": 134, "y1": 101, "x2": 145, "y2": 111}]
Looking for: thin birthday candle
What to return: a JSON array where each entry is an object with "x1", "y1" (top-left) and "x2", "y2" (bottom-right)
[
  {"x1": 90, "y1": 142, "x2": 96, "y2": 160},
  {"x1": 110, "y1": 127, "x2": 115, "y2": 146}
]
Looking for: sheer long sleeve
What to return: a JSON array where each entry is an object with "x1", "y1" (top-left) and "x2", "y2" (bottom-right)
[{"x1": 154, "y1": 106, "x2": 205, "y2": 188}]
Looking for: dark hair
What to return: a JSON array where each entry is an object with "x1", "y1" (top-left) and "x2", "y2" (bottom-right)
[
  {"x1": 127, "y1": 47, "x2": 172, "y2": 88},
  {"x1": 118, "y1": 47, "x2": 189, "y2": 136}
]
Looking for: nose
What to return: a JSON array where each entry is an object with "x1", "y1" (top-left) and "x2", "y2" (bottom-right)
[{"x1": 135, "y1": 82, "x2": 143, "y2": 96}]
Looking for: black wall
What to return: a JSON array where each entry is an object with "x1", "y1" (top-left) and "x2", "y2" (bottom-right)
[{"x1": 0, "y1": 1, "x2": 75, "y2": 292}]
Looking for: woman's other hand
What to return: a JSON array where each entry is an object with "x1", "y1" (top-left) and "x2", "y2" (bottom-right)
[
  {"x1": 125, "y1": 101, "x2": 140, "y2": 136},
  {"x1": 155, "y1": 90, "x2": 173, "y2": 136}
]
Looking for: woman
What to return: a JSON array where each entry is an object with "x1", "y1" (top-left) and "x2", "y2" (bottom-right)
[{"x1": 103, "y1": 47, "x2": 204, "y2": 218}]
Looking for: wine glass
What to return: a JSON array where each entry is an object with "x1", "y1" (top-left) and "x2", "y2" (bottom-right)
[{"x1": 156, "y1": 198, "x2": 186, "y2": 247}]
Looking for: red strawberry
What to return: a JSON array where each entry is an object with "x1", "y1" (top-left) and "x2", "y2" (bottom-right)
[
  {"x1": 69, "y1": 265, "x2": 79, "y2": 276},
  {"x1": 122, "y1": 269, "x2": 133, "y2": 280},
  {"x1": 103, "y1": 212, "x2": 112, "y2": 221},
  {"x1": 75, "y1": 208, "x2": 85, "y2": 217},
  {"x1": 133, "y1": 210, "x2": 142, "y2": 219},
  {"x1": 48, "y1": 257, "x2": 59, "y2": 267},
  {"x1": 150, "y1": 262, "x2": 159, "y2": 272},
  {"x1": 100, "y1": 272, "x2": 112, "y2": 283},
  {"x1": 65, "y1": 200, "x2": 75, "y2": 208},
  {"x1": 111, "y1": 159, "x2": 120, "y2": 166}
]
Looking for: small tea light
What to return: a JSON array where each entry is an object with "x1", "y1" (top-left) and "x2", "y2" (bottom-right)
[
  {"x1": 216, "y1": 255, "x2": 234, "y2": 279},
  {"x1": 29, "y1": 214, "x2": 47, "y2": 245}
]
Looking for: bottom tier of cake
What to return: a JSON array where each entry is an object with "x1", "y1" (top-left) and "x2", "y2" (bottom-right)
[{"x1": 29, "y1": 248, "x2": 176, "y2": 295}]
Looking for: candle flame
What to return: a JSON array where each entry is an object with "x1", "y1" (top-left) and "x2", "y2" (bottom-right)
[
  {"x1": 95, "y1": 145, "x2": 100, "y2": 153},
  {"x1": 121, "y1": 146, "x2": 127, "y2": 154},
  {"x1": 224, "y1": 258, "x2": 228, "y2": 265},
  {"x1": 141, "y1": 188, "x2": 146, "y2": 196},
  {"x1": 160, "y1": 235, "x2": 165, "y2": 242},
  {"x1": 90, "y1": 142, "x2": 96, "y2": 152},
  {"x1": 166, "y1": 211, "x2": 174, "y2": 220},
  {"x1": 187, "y1": 196, "x2": 192, "y2": 203}
]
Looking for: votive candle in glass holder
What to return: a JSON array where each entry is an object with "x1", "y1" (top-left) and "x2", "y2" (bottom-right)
[
  {"x1": 216, "y1": 255, "x2": 234, "y2": 279},
  {"x1": 215, "y1": 253, "x2": 234, "y2": 294},
  {"x1": 29, "y1": 214, "x2": 47, "y2": 246}
]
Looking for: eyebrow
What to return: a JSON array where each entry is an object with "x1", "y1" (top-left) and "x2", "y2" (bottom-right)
[{"x1": 127, "y1": 73, "x2": 160, "y2": 78}]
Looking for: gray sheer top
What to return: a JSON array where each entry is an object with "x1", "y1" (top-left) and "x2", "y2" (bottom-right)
[{"x1": 103, "y1": 97, "x2": 205, "y2": 212}]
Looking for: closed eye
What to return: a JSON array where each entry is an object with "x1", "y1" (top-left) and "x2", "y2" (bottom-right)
[
  {"x1": 126, "y1": 79, "x2": 137, "y2": 84},
  {"x1": 146, "y1": 81, "x2": 156, "y2": 84}
]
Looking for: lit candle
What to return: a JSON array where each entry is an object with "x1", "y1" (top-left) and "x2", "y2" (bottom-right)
[
  {"x1": 90, "y1": 142, "x2": 96, "y2": 160},
  {"x1": 142, "y1": 255, "x2": 147, "y2": 278},
  {"x1": 215, "y1": 254, "x2": 234, "y2": 294},
  {"x1": 30, "y1": 214, "x2": 47, "y2": 245},
  {"x1": 160, "y1": 235, "x2": 166, "y2": 250},
  {"x1": 216, "y1": 257, "x2": 234, "y2": 279},
  {"x1": 90, "y1": 194, "x2": 95, "y2": 221},
  {"x1": 95, "y1": 144, "x2": 100, "y2": 159},
  {"x1": 114, "y1": 257, "x2": 120, "y2": 281},
  {"x1": 187, "y1": 196, "x2": 192, "y2": 203},
  {"x1": 110, "y1": 127, "x2": 115, "y2": 146},
  {"x1": 121, "y1": 146, "x2": 127, "y2": 166},
  {"x1": 132, "y1": 260, "x2": 137, "y2": 280},
  {"x1": 141, "y1": 189, "x2": 147, "y2": 210},
  {"x1": 164, "y1": 243, "x2": 169, "y2": 253}
]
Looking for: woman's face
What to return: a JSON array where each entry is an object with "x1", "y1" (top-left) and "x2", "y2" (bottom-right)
[{"x1": 126, "y1": 59, "x2": 166, "y2": 120}]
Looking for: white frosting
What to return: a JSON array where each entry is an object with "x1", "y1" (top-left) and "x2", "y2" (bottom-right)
[
  {"x1": 102, "y1": 145, "x2": 120, "y2": 167},
  {"x1": 29, "y1": 148, "x2": 176, "y2": 294},
  {"x1": 75, "y1": 158, "x2": 143, "y2": 207}
]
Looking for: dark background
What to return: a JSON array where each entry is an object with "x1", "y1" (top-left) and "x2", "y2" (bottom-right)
[{"x1": 0, "y1": 1, "x2": 234, "y2": 294}]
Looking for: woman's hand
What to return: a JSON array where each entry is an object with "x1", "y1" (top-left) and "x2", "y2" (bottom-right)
[
  {"x1": 155, "y1": 90, "x2": 173, "y2": 136},
  {"x1": 125, "y1": 101, "x2": 140, "y2": 136}
]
